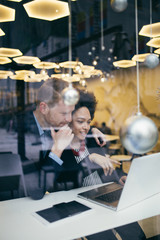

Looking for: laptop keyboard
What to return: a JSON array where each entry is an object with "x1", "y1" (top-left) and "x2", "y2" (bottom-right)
[{"x1": 95, "y1": 188, "x2": 123, "y2": 203}]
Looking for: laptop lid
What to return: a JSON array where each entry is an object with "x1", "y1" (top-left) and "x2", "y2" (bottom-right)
[
  {"x1": 78, "y1": 152, "x2": 160, "y2": 211},
  {"x1": 117, "y1": 152, "x2": 160, "y2": 210}
]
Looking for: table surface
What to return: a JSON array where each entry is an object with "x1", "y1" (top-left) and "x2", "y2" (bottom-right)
[
  {"x1": 0, "y1": 184, "x2": 160, "y2": 240},
  {"x1": 110, "y1": 154, "x2": 132, "y2": 161},
  {"x1": 105, "y1": 134, "x2": 120, "y2": 142}
]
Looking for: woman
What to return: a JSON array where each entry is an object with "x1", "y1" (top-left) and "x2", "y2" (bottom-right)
[{"x1": 54, "y1": 90, "x2": 125, "y2": 188}]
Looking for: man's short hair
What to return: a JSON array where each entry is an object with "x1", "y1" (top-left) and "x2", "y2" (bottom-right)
[{"x1": 36, "y1": 78, "x2": 68, "y2": 107}]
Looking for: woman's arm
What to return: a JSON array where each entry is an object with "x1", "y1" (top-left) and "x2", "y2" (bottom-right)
[
  {"x1": 91, "y1": 127, "x2": 107, "y2": 147},
  {"x1": 89, "y1": 153, "x2": 121, "y2": 176}
]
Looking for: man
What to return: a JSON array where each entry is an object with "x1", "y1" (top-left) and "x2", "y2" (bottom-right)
[{"x1": 27, "y1": 78, "x2": 106, "y2": 199}]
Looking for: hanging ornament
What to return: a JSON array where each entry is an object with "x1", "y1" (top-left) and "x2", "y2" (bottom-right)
[
  {"x1": 61, "y1": 83, "x2": 79, "y2": 106},
  {"x1": 144, "y1": 1, "x2": 159, "y2": 69},
  {"x1": 120, "y1": 113, "x2": 158, "y2": 154},
  {"x1": 61, "y1": 0, "x2": 79, "y2": 106},
  {"x1": 144, "y1": 53, "x2": 159, "y2": 69},
  {"x1": 111, "y1": 0, "x2": 128, "y2": 12},
  {"x1": 119, "y1": 0, "x2": 158, "y2": 154}
]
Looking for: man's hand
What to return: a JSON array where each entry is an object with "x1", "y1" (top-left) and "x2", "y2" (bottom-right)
[
  {"x1": 91, "y1": 127, "x2": 107, "y2": 147},
  {"x1": 51, "y1": 125, "x2": 74, "y2": 157},
  {"x1": 89, "y1": 153, "x2": 121, "y2": 176}
]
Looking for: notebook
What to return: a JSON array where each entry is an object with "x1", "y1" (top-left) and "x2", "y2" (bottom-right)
[
  {"x1": 78, "y1": 152, "x2": 160, "y2": 211},
  {"x1": 33, "y1": 200, "x2": 91, "y2": 225}
]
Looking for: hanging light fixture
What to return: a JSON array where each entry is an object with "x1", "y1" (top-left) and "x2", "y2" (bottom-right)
[
  {"x1": 23, "y1": 0, "x2": 70, "y2": 21},
  {"x1": 139, "y1": 22, "x2": 160, "y2": 38},
  {"x1": 144, "y1": 0, "x2": 159, "y2": 69},
  {"x1": 0, "y1": 47, "x2": 22, "y2": 57},
  {"x1": 0, "y1": 28, "x2": 5, "y2": 36},
  {"x1": 0, "y1": 57, "x2": 12, "y2": 64},
  {"x1": 132, "y1": 53, "x2": 153, "y2": 62},
  {"x1": 113, "y1": 60, "x2": 136, "y2": 68},
  {"x1": 61, "y1": 0, "x2": 79, "y2": 106},
  {"x1": 110, "y1": 0, "x2": 128, "y2": 13},
  {"x1": 100, "y1": 0, "x2": 105, "y2": 51},
  {"x1": 120, "y1": 0, "x2": 158, "y2": 154},
  {"x1": 13, "y1": 56, "x2": 40, "y2": 65},
  {"x1": 7, "y1": 0, "x2": 23, "y2": 2},
  {"x1": 0, "y1": 4, "x2": 15, "y2": 22}
]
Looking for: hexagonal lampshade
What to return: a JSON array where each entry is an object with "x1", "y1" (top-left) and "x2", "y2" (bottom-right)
[
  {"x1": 0, "y1": 4, "x2": 15, "y2": 23},
  {"x1": 146, "y1": 37, "x2": 160, "y2": 48},
  {"x1": 13, "y1": 56, "x2": 40, "y2": 65},
  {"x1": 23, "y1": 0, "x2": 70, "y2": 21},
  {"x1": 0, "y1": 70, "x2": 13, "y2": 79},
  {"x1": 154, "y1": 48, "x2": 160, "y2": 54},
  {"x1": 132, "y1": 53, "x2": 151, "y2": 62},
  {"x1": 0, "y1": 28, "x2": 5, "y2": 36},
  {"x1": 0, "y1": 57, "x2": 12, "y2": 64},
  {"x1": 139, "y1": 22, "x2": 160, "y2": 38},
  {"x1": 7, "y1": 0, "x2": 22, "y2": 2},
  {"x1": 15, "y1": 70, "x2": 35, "y2": 77},
  {"x1": 0, "y1": 48, "x2": 22, "y2": 57},
  {"x1": 51, "y1": 73, "x2": 81, "y2": 82},
  {"x1": 60, "y1": 61, "x2": 83, "y2": 69},
  {"x1": 0, "y1": 70, "x2": 13, "y2": 76},
  {"x1": 33, "y1": 61, "x2": 57, "y2": 69},
  {"x1": 113, "y1": 60, "x2": 136, "y2": 68}
]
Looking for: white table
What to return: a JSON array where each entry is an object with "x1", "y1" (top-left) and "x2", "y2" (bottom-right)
[{"x1": 0, "y1": 185, "x2": 160, "y2": 240}]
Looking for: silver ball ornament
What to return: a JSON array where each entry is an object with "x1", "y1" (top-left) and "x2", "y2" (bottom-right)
[
  {"x1": 61, "y1": 85, "x2": 79, "y2": 106},
  {"x1": 144, "y1": 54, "x2": 159, "y2": 69},
  {"x1": 111, "y1": 0, "x2": 128, "y2": 12},
  {"x1": 120, "y1": 114, "x2": 158, "y2": 154}
]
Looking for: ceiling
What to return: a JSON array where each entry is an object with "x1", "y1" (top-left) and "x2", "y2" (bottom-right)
[{"x1": 0, "y1": 0, "x2": 160, "y2": 73}]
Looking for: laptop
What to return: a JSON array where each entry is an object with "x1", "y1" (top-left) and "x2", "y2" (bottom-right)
[{"x1": 78, "y1": 152, "x2": 160, "y2": 211}]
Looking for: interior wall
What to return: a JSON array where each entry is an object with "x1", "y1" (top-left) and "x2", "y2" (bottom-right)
[{"x1": 87, "y1": 65, "x2": 160, "y2": 137}]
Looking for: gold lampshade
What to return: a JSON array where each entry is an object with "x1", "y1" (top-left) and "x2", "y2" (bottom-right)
[
  {"x1": 0, "y1": 57, "x2": 12, "y2": 64},
  {"x1": 90, "y1": 69, "x2": 102, "y2": 76},
  {"x1": 0, "y1": 70, "x2": 13, "y2": 79},
  {"x1": 23, "y1": 0, "x2": 70, "y2": 21},
  {"x1": 15, "y1": 70, "x2": 35, "y2": 77},
  {"x1": 7, "y1": 0, "x2": 22, "y2": 2},
  {"x1": 60, "y1": 61, "x2": 83, "y2": 69},
  {"x1": 51, "y1": 74, "x2": 80, "y2": 82},
  {"x1": 0, "y1": 4, "x2": 15, "y2": 23},
  {"x1": 81, "y1": 65, "x2": 95, "y2": 74},
  {"x1": 139, "y1": 22, "x2": 160, "y2": 38},
  {"x1": 0, "y1": 70, "x2": 13, "y2": 76},
  {"x1": 146, "y1": 37, "x2": 160, "y2": 48},
  {"x1": 0, "y1": 74, "x2": 8, "y2": 79},
  {"x1": 10, "y1": 75, "x2": 24, "y2": 80},
  {"x1": 113, "y1": 60, "x2": 136, "y2": 68},
  {"x1": 13, "y1": 56, "x2": 40, "y2": 65},
  {"x1": 154, "y1": 48, "x2": 160, "y2": 54},
  {"x1": 0, "y1": 28, "x2": 5, "y2": 36},
  {"x1": 132, "y1": 53, "x2": 151, "y2": 62},
  {"x1": 33, "y1": 61, "x2": 57, "y2": 69},
  {"x1": 0, "y1": 47, "x2": 22, "y2": 57}
]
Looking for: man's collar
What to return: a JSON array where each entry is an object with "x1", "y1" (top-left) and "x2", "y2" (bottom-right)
[{"x1": 33, "y1": 113, "x2": 44, "y2": 136}]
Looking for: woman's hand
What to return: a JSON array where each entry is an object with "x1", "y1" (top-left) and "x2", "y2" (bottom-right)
[
  {"x1": 119, "y1": 176, "x2": 127, "y2": 185},
  {"x1": 89, "y1": 153, "x2": 121, "y2": 176},
  {"x1": 91, "y1": 127, "x2": 107, "y2": 147}
]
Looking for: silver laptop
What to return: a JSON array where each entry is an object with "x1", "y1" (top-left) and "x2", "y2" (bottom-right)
[{"x1": 78, "y1": 152, "x2": 160, "y2": 211}]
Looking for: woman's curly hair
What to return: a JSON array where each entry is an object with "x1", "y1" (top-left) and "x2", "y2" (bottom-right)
[{"x1": 73, "y1": 89, "x2": 97, "y2": 120}]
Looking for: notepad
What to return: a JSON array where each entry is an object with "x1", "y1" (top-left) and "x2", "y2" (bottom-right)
[{"x1": 33, "y1": 200, "x2": 91, "y2": 225}]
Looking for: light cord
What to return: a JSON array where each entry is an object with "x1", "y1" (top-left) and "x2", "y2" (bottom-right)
[
  {"x1": 135, "y1": 0, "x2": 140, "y2": 114},
  {"x1": 68, "y1": 0, "x2": 72, "y2": 80},
  {"x1": 150, "y1": 0, "x2": 153, "y2": 53},
  {"x1": 100, "y1": 0, "x2": 104, "y2": 50}
]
